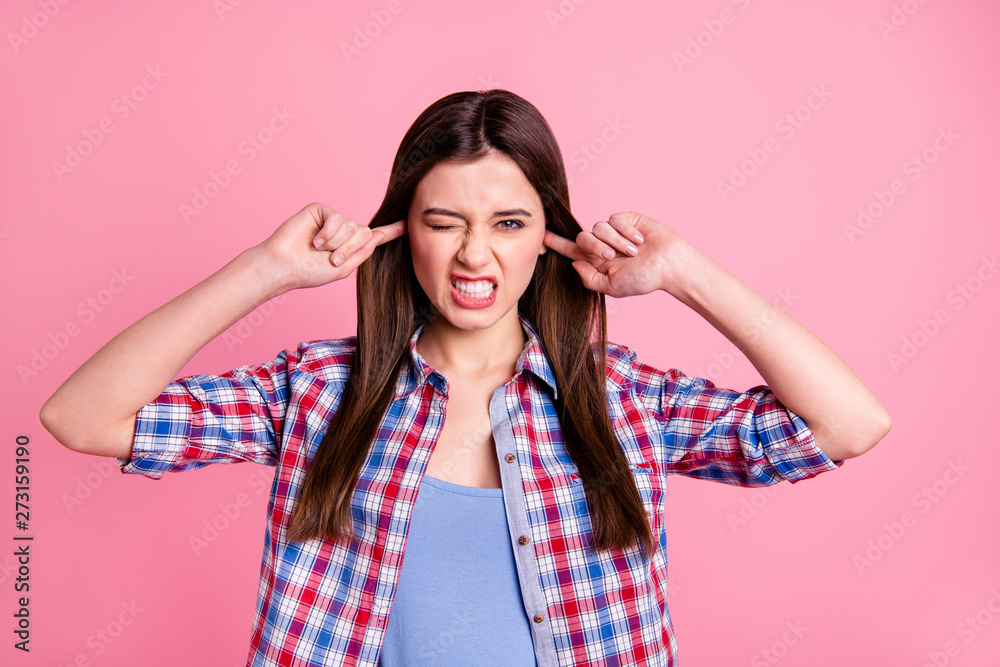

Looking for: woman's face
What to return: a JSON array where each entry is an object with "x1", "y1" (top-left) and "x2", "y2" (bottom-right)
[{"x1": 407, "y1": 151, "x2": 547, "y2": 333}]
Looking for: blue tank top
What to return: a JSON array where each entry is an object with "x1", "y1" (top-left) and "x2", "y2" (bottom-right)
[{"x1": 377, "y1": 473, "x2": 538, "y2": 666}]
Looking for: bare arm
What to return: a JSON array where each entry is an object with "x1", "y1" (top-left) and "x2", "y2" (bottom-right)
[
  {"x1": 39, "y1": 248, "x2": 283, "y2": 459},
  {"x1": 663, "y1": 240, "x2": 892, "y2": 461},
  {"x1": 39, "y1": 203, "x2": 405, "y2": 459},
  {"x1": 544, "y1": 211, "x2": 892, "y2": 462}
]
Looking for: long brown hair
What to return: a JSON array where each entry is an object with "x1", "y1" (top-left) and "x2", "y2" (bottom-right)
[{"x1": 286, "y1": 89, "x2": 654, "y2": 554}]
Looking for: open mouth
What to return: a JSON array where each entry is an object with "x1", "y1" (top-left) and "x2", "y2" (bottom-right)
[{"x1": 451, "y1": 278, "x2": 496, "y2": 299}]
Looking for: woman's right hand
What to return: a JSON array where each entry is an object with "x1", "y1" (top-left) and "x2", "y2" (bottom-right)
[{"x1": 256, "y1": 202, "x2": 407, "y2": 292}]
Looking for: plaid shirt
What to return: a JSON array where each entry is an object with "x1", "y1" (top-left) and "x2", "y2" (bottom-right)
[{"x1": 119, "y1": 311, "x2": 842, "y2": 666}]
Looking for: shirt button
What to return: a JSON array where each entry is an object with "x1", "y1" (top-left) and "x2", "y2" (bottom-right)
[
  {"x1": 518, "y1": 535, "x2": 530, "y2": 545},
  {"x1": 504, "y1": 453, "x2": 516, "y2": 463},
  {"x1": 533, "y1": 613, "x2": 545, "y2": 624}
]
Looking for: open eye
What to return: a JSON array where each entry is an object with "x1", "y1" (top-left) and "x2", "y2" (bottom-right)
[{"x1": 497, "y1": 219, "x2": 524, "y2": 230}]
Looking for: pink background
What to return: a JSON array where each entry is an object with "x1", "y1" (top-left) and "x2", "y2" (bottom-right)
[{"x1": 3, "y1": 1, "x2": 999, "y2": 665}]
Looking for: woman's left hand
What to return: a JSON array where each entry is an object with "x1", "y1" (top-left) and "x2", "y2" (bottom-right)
[{"x1": 543, "y1": 211, "x2": 686, "y2": 298}]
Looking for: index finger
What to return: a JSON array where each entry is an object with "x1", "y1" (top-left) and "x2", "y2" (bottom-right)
[
  {"x1": 372, "y1": 219, "x2": 408, "y2": 245},
  {"x1": 543, "y1": 229, "x2": 585, "y2": 261}
]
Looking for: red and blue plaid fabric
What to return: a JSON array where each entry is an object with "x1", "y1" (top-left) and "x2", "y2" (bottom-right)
[{"x1": 119, "y1": 311, "x2": 842, "y2": 666}]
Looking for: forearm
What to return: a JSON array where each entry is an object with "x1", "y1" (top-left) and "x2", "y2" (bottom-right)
[
  {"x1": 40, "y1": 245, "x2": 288, "y2": 457},
  {"x1": 665, "y1": 241, "x2": 892, "y2": 460}
]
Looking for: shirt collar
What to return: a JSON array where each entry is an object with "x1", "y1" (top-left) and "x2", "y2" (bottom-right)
[{"x1": 395, "y1": 310, "x2": 558, "y2": 400}]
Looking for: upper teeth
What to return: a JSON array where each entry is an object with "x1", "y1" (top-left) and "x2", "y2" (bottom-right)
[{"x1": 454, "y1": 279, "x2": 494, "y2": 292}]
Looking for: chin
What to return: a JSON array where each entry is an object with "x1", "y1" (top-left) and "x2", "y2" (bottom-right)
[{"x1": 436, "y1": 301, "x2": 509, "y2": 328}]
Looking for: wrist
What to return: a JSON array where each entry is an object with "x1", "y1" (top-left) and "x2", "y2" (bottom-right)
[
  {"x1": 239, "y1": 244, "x2": 295, "y2": 302},
  {"x1": 665, "y1": 242, "x2": 745, "y2": 322},
  {"x1": 658, "y1": 239, "x2": 709, "y2": 306}
]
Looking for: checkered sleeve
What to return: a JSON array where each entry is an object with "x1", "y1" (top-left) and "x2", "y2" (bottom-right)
[
  {"x1": 631, "y1": 353, "x2": 843, "y2": 486},
  {"x1": 118, "y1": 348, "x2": 292, "y2": 479}
]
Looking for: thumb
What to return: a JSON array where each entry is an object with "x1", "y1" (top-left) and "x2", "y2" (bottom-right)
[{"x1": 572, "y1": 260, "x2": 610, "y2": 293}]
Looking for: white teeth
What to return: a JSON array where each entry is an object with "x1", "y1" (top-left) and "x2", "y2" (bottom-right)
[
  {"x1": 454, "y1": 279, "x2": 493, "y2": 289},
  {"x1": 453, "y1": 279, "x2": 495, "y2": 296}
]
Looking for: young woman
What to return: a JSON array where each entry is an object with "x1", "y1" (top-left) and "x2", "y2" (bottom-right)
[{"x1": 40, "y1": 89, "x2": 891, "y2": 666}]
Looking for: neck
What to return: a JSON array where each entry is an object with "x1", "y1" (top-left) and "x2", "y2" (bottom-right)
[{"x1": 415, "y1": 309, "x2": 527, "y2": 376}]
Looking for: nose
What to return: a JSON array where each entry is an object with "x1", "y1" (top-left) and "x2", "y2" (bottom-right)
[{"x1": 456, "y1": 229, "x2": 493, "y2": 268}]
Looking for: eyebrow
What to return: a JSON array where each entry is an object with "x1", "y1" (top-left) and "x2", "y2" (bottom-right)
[{"x1": 421, "y1": 207, "x2": 533, "y2": 221}]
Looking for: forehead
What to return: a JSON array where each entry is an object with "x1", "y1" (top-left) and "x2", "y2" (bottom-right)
[{"x1": 411, "y1": 153, "x2": 541, "y2": 212}]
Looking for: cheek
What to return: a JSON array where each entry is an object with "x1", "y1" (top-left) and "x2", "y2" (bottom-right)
[
  {"x1": 511, "y1": 244, "x2": 543, "y2": 281},
  {"x1": 409, "y1": 237, "x2": 445, "y2": 280}
]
